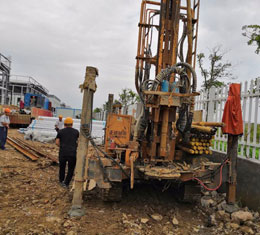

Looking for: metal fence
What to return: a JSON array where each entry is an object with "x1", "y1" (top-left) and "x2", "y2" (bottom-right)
[{"x1": 195, "y1": 78, "x2": 260, "y2": 160}]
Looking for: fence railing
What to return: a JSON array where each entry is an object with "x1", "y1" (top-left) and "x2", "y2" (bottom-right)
[{"x1": 195, "y1": 78, "x2": 260, "y2": 160}]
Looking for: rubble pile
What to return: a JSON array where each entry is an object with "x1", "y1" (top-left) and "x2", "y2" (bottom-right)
[{"x1": 198, "y1": 190, "x2": 260, "y2": 234}]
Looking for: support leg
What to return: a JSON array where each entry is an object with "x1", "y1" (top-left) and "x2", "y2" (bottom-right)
[{"x1": 226, "y1": 135, "x2": 238, "y2": 204}]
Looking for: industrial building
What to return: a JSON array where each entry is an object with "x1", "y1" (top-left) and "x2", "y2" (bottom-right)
[
  {"x1": 48, "y1": 94, "x2": 61, "y2": 112},
  {"x1": 9, "y1": 75, "x2": 49, "y2": 106},
  {"x1": 0, "y1": 52, "x2": 63, "y2": 111},
  {"x1": 0, "y1": 53, "x2": 11, "y2": 105}
]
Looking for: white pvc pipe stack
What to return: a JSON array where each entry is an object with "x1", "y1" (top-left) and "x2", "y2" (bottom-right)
[{"x1": 19, "y1": 116, "x2": 106, "y2": 144}]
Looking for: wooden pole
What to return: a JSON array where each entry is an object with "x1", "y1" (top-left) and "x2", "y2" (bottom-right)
[
  {"x1": 107, "y1": 94, "x2": 114, "y2": 116},
  {"x1": 69, "y1": 66, "x2": 98, "y2": 217},
  {"x1": 226, "y1": 134, "x2": 238, "y2": 204}
]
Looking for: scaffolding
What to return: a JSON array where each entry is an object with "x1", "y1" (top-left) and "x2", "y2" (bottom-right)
[
  {"x1": 9, "y1": 75, "x2": 49, "y2": 106},
  {"x1": 0, "y1": 53, "x2": 11, "y2": 105}
]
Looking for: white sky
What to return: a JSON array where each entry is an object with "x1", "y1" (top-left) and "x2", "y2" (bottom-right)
[{"x1": 0, "y1": 0, "x2": 259, "y2": 109}]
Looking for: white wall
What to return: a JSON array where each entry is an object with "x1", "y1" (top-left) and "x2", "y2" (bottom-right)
[{"x1": 48, "y1": 96, "x2": 61, "y2": 108}]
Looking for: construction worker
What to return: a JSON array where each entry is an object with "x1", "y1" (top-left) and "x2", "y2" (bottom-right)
[
  {"x1": 30, "y1": 96, "x2": 36, "y2": 107},
  {"x1": 55, "y1": 117, "x2": 79, "y2": 188},
  {"x1": 55, "y1": 115, "x2": 64, "y2": 132},
  {"x1": 19, "y1": 99, "x2": 24, "y2": 110},
  {"x1": 0, "y1": 108, "x2": 11, "y2": 150}
]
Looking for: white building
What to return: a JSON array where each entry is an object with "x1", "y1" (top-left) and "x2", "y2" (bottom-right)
[
  {"x1": 0, "y1": 53, "x2": 11, "y2": 105},
  {"x1": 48, "y1": 94, "x2": 61, "y2": 112},
  {"x1": 9, "y1": 75, "x2": 49, "y2": 106}
]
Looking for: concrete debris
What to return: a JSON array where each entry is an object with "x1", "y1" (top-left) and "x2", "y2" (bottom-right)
[
  {"x1": 210, "y1": 191, "x2": 218, "y2": 198},
  {"x1": 231, "y1": 211, "x2": 254, "y2": 223},
  {"x1": 254, "y1": 212, "x2": 260, "y2": 219},
  {"x1": 162, "y1": 224, "x2": 174, "y2": 235},
  {"x1": 201, "y1": 196, "x2": 215, "y2": 208},
  {"x1": 226, "y1": 222, "x2": 240, "y2": 230},
  {"x1": 140, "y1": 218, "x2": 149, "y2": 224},
  {"x1": 46, "y1": 216, "x2": 62, "y2": 223},
  {"x1": 122, "y1": 219, "x2": 142, "y2": 229},
  {"x1": 198, "y1": 190, "x2": 260, "y2": 234},
  {"x1": 206, "y1": 214, "x2": 217, "y2": 227},
  {"x1": 171, "y1": 217, "x2": 179, "y2": 225},
  {"x1": 222, "y1": 203, "x2": 239, "y2": 214},
  {"x1": 240, "y1": 226, "x2": 254, "y2": 234},
  {"x1": 151, "y1": 214, "x2": 163, "y2": 221},
  {"x1": 217, "y1": 200, "x2": 227, "y2": 211},
  {"x1": 216, "y1": 210, "x2": 230, "y2": 222},
  {"x1": 63, "y1": 220, "x2": 73, "y2": 228}
]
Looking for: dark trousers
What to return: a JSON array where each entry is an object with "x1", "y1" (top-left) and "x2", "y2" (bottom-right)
[
  {"x1": 0, "y1": 127, "x2": 8, "y2": 150},
  {"x1": 59, "y1": 155, "x2": 76, "y2": 186}
]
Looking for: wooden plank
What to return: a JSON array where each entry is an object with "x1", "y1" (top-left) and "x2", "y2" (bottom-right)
[
  {"x1": 7, "y1": 137, "x2": 38, "y2": 161},
  {"x1": 14, "y1": 138, "x2": 58, "y2": 163}
]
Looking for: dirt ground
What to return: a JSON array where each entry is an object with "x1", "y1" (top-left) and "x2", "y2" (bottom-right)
[{"x1": 0, "y1": 129, "x2": 255, "y2": 235}]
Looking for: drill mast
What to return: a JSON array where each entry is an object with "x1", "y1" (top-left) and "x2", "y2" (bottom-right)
[{"x1": 135, "y1": 0, "x2": 200, "y2": 161}]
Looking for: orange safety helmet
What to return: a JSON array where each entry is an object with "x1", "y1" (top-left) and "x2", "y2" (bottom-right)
[
  {"x1": 58, "y1": 115, "x2": 63, "y2": 119},
  {"x1": 64, "y1": 117, "x2": 73, "y2": 125},
  {"x1": 4, "y1": 108, "x2": 11, "y2": 113}
]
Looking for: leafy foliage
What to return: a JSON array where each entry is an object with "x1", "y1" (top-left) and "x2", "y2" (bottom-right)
[
  {"x1": 93, "y1": 107, "x2": 102, "y2": 113},
  {"x1": 197, "y1": 46, "x2": 233, "y2": 91},
  {"x1": 118, "y1": 88, "x2": 140, "y2": 107},
  {"x1": 242, "y1": 25, "x2": 260, "y2": 54}
]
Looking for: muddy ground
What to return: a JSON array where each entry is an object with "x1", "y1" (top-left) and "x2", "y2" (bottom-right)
[{"x1": 0, "y1": 129, "x2": 257, "y2": 235}]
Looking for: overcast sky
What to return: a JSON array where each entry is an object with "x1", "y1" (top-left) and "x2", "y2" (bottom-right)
[{"x1": 1, "y1": 0, "x2": 259, "y2": 109}]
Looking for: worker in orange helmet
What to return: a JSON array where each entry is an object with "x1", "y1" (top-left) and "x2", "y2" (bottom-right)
[
  {"x1": 55, "y1": 117, "x2": 79, "y2": 188},
  {"x1": 55, "y1": 115, "x2": 64, "y2": 132},
  {"x1": 0, "y1": 108, "x2": 11, "y2": 150}
]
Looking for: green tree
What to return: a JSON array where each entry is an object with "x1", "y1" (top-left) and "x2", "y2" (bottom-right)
[
  {"x1": 197, "y1": 46, "x2": 233, "y2": 92},
  {"x1": 197, "y1": 46, "x2": 234, "y2": 121},
  {"x1": 242, "y1": 25, "x2": 260, "y2": 54},
  {"x1": 93, "y1": 107, "x2": 102, "y2": 113},
  {"x1": 118, "y1": 88, "x2": 140, "y2": 107}
]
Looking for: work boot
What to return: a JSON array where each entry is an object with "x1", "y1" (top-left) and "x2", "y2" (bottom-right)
[{"x1": 60, "y1": 182, "x2": 69, "y2": 189}]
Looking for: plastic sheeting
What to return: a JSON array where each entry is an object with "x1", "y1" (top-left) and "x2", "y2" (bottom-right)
[
  {"x1": 19, "y1": 116, "x2": 105, "y2": 144},
  {"x1": 222, "y1": 84, "x2": 243, "y2": 135}
]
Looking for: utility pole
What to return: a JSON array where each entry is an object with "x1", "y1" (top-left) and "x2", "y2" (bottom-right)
[
  {"x1": 107, "y1": 94, "x2": 114, "y2": 115},
  {"x1": 69, "y1": 66, "x2": 98, "y2": 217},
  {"x1": 222, "y1": 83, "x2": 243, "y2": 206}
]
